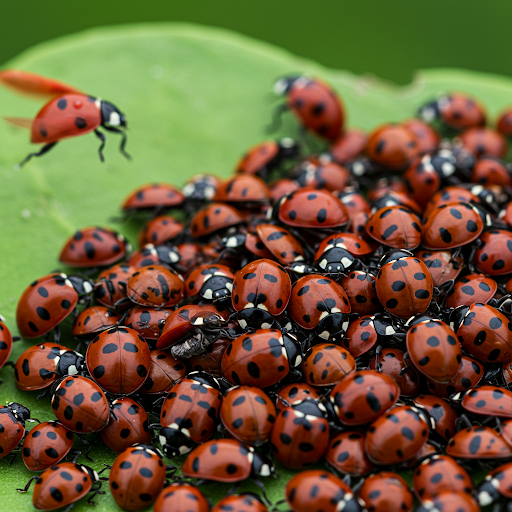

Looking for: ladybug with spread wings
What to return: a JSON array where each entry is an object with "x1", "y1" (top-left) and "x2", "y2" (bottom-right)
[{"x1": 0, "y1": 69, "x2": 130, "y2": 167}]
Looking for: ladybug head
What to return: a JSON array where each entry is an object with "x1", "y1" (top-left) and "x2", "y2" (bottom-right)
[
  {"x1": 282, "y1": 332, "x2": 302, "y2": 367},
  {"x1": 273, "y1": 75, "x2": 304, "y2": 95},
  {"x1": 56, "y1": 350, "x2": 85, "y2": 377},
  {"x1": 251, "y1": 449, "x2": 275, "y2": 478},
  {"x1": 7, "y1": 402, "x2": 30, "y2": 424},
  {"x1": 476, "y1": 477, "x2": 501, "y2": 507},
  {"x1": 417, "y1": 98, "x2": 441, "y2": 123},
  {"x1": 277, "y1": 137, "x2": 300, "y2": 159},
  {"x1": 188, "y1": 371, "x2": 221, "y2": 390},
  {"x1": 316, "y1": 312, "x2": 349, "y2": 342},
  {"x1": 101, "y1": 100, "x2": 127, "y2": 129},
  {"x1": 404, "y1": 312, "x2": 438, "y2": 329},
  {"x1": 77, "y1": 464, "x2": 100, "y2": 482},
  {"x1": 237, "y1": 309, "x2": 275, "y2": 330},
  {"x1": 448, "y1": 305, "x2": 470, "y2": 333},
  {"x1": 379, "y1": 249, "x2": 413, "y2": 267},
  {"x1": 159, "y1": 427, "x2": 195, "y2": 457},
  {"x1": 67, "y1": 275, "x2": 94, "y2": 297}
]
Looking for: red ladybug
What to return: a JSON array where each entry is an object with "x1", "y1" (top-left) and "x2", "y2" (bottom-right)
[
  {"x1": 255, "y1": 224, "x2": 305, "y2": 265},
  {"x1": 22, "y1": 421, "x2": 74, "y2": 472},
  {"x1": 294, "y1": 155, "x2": 351, "y2": 192},
  {"x1": 476, "y1": 461, "x2": 512, "y2": 508},
  {"x1": 99, "y1": 397, "x2": 151, "y2": 453},
  {"x1": 404, "y1": 314, "x2": 461, "y2": 384},
  {"x1": 51, "y1": 375, "x2": 109, "y2": 433},
  {"x1": 72, "y1": 305, "x2": 120, "y2": 337},
  {"x1": 473, "y1": 229, "x2": 512, "y2": 276},
  {"x1": 109, "y1": 444, "x2": 167, "y2": 511},
  {"x1": 375, "y1": 250, "x2": 433, "y2": 319},
  {"x1": 446, "y1": 425, "x2": 512, "y2": 459},
  {"x1": 235, "y1": 138, "x2": 299, "y2": 178},
  {"x1": 342, "y1": 316, "x2": 379, "y2": 358},
  {"x1": 138, "y1": 214, "x2": 184, "y2": 247},
  {"x1": 416, "y1": 491, "x2": 480, "y2": 512},
  {"x1": 140, "y1": 350, "x2": 186, "y2": 395},
  {"x1": 159, "y1": 372, "x2": 222, "y2": 457},
  {"x1": 412, "y1": 394, "x2": 457, "y2": 441},
  {"x1": 86, "y1": 326, "x2": 151, "y2": 394},
  {"x1": 445, "y1": 273, "x2": 497, "y2": 308},
  {"x1": 358, "y1": 472, "x2": 414, "y2": 512},
  {"x1": 413, "y1": 455, "x2": 473, "y2": 501},
  {"x1": 222, "y1": 329, "x2": 301, "y2": 388},
  {"x1": 182, "y1": 438, "x2": 274, "y2": 482},
  {"x1": 0, "y1": 402, "x2": 32, "y2": 459},
  {"x1": 285, "y1": 469, "x2": 365, "y2": 512},
  {"x1": 273, "y1": 75, "x2": 345, "y2": 141},
  {"x1": 211, "y1": 494, "x2": 269, "y2": 512},
  {"x1": 457, "y1": 385, "x2": 512, "y2": 418},
  {"x1": 214, "y1": 174, "x2": 270, "y2": 205},
  {"x1": 402, "y1": 118, "x2": 440, "y2": 155},
  {"x1": 416, "y1": 249, "x2": 464, "y2": 288},
  {"x1": 22, "y1": 462, "x2": 102, "y2": 510},
  {"x1": 270, "y1": 399, "x2": 330, "y2": 470},
  {"x1": 288, "y1": 275, "x2": 351, "y2": 341},
  {"x1": 16, "y1": 272, "x2": 84, "y2": 340},
  {"x1": 329, "y1": 128, "x2": 367, "y2": 163},
  {"x1": 153, "y1": 483, "x2": 210, "y2": 512},
  {"x1": 220, "y1": 386, "x2": 276, "y2": 446},
  {"x1": 301, "y1": 343, "x2": 356, "y2": 387},
  {"x1": 417, "y1": 93, "x2": 486, "y2": 131},
  {"x1": 0, "y1": 316, "x2": 13, "y2": 370},
  {"x1": 190, "y1": 203, "x2": 243, "y2": 238},
  {"x1": 0, "y1": 69, "x2": 129, "y2": 166},
  {"x1": 458, "y1": 126, "x2": 508, "y2": 158},
  {"x1": 94, "y1": 263, "x2": 135, "y2": 309},
  {"x1": 275, "y1": 383, "x2": 320, "y2": 413},
  {"x1": 339, "y1": 271, "x2": 380, "y2": 316},
  {"x1": 365, "y1": 405, "x2": 429, "y2": 465},
  {"x1": 329, "y1": 370, "x2": 399, "y2": 426},
  {"x1": 127, "y1": 243, "x2": 180, "y2": 269},
  {"x1": 124, "y1": 307, "x2": 172, "y2": 341},
  {"x1": 121, "y1": 183, "x2": 185, "y2": 213},
  {"x1": 325, "y1": 431, "x2": 375, "y2": 477}
]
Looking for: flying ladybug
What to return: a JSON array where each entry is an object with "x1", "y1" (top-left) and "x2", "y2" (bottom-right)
[{"x1": 0, "y1": 69, "x2": 130, "y2": 167}]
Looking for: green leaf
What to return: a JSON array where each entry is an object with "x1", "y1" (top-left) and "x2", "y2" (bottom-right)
[{"x1": 0, "y1": 22, "x2": 507, "y2": 510}]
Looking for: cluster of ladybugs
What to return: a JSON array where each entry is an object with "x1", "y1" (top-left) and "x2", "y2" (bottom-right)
[{"x1": 4, "y1": 73, "x2": 512, "y2": 512}]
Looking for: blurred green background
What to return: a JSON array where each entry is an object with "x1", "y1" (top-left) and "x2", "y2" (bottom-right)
[{"x1": 3, "y1": 0, "x2": 512, "y2": 84}]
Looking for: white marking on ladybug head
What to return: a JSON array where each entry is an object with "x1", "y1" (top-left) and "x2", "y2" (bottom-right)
[
  {"x1": 247, "y1": 451, "x2": 254, "y2": 464},
  {"x1": 477, "y1": 490, "x2": 493, "y2": 506},
  {"x1": 226, "y1": 282, "x2": 233, "y2": 292},
  {"x1": 224, "y1": 237, "x2": 239, "y2": 248},
  {"x1": 441, "y1": 162, "x2": 455, "y2": 176},
  {"x1": 261, "y1": 322, "x2": 272, "y2": 329},
  {"x1": 109, "y1": 112, "x2": 121, "y2": 126},
  {"x1": 319, "y1": 311, "x2": 329, "y2": 321},
  {"x1": 280, "y1": 137, "x2": 295, "y2": 148},
  {"x1": 82, "y1": 281, "x2": 93, "y2": 294},
  {"x1": 319, "y1": 259, "x2": 328, "y2": 269},
  {"x1": 293, "y1": 354, "x2": 302, "y2": 366},
  {"x1": 294, "y1": 255, "x2": 305, "y2": 262},
  {"x1": 67, "y1": 365, "x2": 78, "y2": 376},
  {"x1": 273, "y1": 78, "x2": 289, "y2": 95},
  {"x1": 159, "y1": 435, "x2": 167, "y2": 447},
  {"x1": 64, "y1": 279, "x2": 73, "y2": 288},
  {"x1": 202, "y1": 289, "x2": 213, "y2": 300},
  {"x1": 319, "y1": 330, "x2": 330, "y2": 340},
  {"x1": 385, "y1": 325, "x2": 396, "y2": 336},
  {"x1": 341, "y1": 257, "x2": 353, "y2": 269},
  {"x1": 352, "y1": 161, "x2": 366, "y2": 177},
  {"x1": 182, "y1": 183, "x2": 194, "y2": 197},
  {"x1": 257, "y1": 304, "x2": 269, "y2": 312},
  {"x1": 238, "y1": 319, "x2": 247, "y2": 329},
  {"x1": 179, "y1": 444, "x2": 192, "y2": 455},
  {"x1": 259, "y1": 464, "x2": 271, "y2": 477},
  {"x1": 331, "y1": 307, "x2": 341, "y2": 314}
]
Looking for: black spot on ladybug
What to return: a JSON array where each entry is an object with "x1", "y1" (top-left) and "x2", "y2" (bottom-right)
[
  {"x1": 93, "y1": 365, "x2": 105, "y2": 379},
  {"x1": 137, "y1": 365, "x2": 147, "y2": 377},
  {"x1": 247, "y1": 362, "x2": 260, "y2": 378},
  {"x1": 317, "y1": 209, "x2": 327, "y2": 223},
  {"x1": 450, "y1": 208, "x2": 462, "y2": 220},
  {"x1": 123, "y1": 343, "x2": 138, "y2": 353},
  {"x1": 418, "y1": 356, "x2": 430, "y2": 366},
  {"x1": 37, "y1": 286, "x2": 49, "y2": 298},
  {"x1": 73, "y1": 393, "x2": 84, "y2": 406},
  {"x1": 439, "y1": 228, "x2": 452, "y2": 244},
  {"x1": 22, "y1": 359, "x2": 30, "y2": 376},
  {"x1": 469, "y1": 435, "x2": 481, "y2": 454},
  {"x1": 280, "y1": 433, "x2": 292, "y2": 445},
  {"x1": 288, "y1": 210, "x2": 297, "y2": 220},
  {"x1": 39, "y1": 126, "x2": 48, "y2": 138},
  {"x1": 264, "y1": 273, "x2": 278, "y2": 283},
  {"x1": 64, "y1": 406, "x2": 74, "y2": 420},
  {"x1": 36, "y1": 307, "x2": 50, "y2": 321},
  {"x1": 102, "y1": 343, "x2": 118, "y2": 354},
  {"x1": 74, "y1": 117, "x2": 87, "y2": 129},
  {"x1": 90, "y1": 392, "x2": 102, "y2": 402},
  {"x1": 386, "y1": 299, "x2": 398, "y2": 309},
  {"x1": 415, "y1": 289, "x2": 430, "y2": 299},
  {"x1": 391, "y1": 281, "x2": 406, "y2": 292},
  {"x1": 226, "y1": 464, "x2": 238, "y2": 474},
  {"x1": 490, "y1": 317, "x2": 502, "y2": 329},
  {"x1": 242, "y1": 337, "x2": 253, "y2": 352},
  {"x1": 298, "y1": 285, "x2": 309, "y2": 296},
  {"x1": 375, "y1": 140, "x2": 385, "y2": 154},
  {"x1": 381, "y1": 225, "x2": 398, "y2": 240},
  {"x1": 493, "y1": 260, "x2": 505, "y2": 271},
  {"x1": 467, "y1": 220, "x2": 478, "y2": 232},
  {"x1": 50, "y1": 487, "x2": 63, "y2": 502}
]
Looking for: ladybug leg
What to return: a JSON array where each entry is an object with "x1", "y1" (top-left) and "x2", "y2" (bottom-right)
[
  {"x1": 94, "y1": 129, "x2": 106, "y2": 162},
  {"x1": 86, "y1": 482, "x2": 105, "y2": 506},
  {"x1": 68, "y1": 449, "x2": 82, "y2": 463},
  {"x1": 15, "y1": 142, "x2": 57, "y2": 169},
  {"x1": 78, "y1": 434, "x2": 93, "y2": 461},
  {"x1": 251, "y1": 478, "x2": 271, "y2": 505},
  {"x1": 455, "y1": 414, "x2": 473, "y2": 431},
  {"x1": 16, "y1": 475, "x2": 39, "y2": 492},
  {"x1": 103, "y1": 125, "x2": 131, "y2": 160},
  {"x1": 266, "y1": 103, "x2": 288, "y2": 134},
  {"x1": 53, "y1": 325, "x2": 61, "y2": 344},
  {"x1": 374, "y1": 344, "x2": 383, "y2": 372}
]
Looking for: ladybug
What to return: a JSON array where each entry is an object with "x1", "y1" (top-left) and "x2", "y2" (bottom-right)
[
  {"x1": 255, "y1": 224, "x2": 305, "y2": 265},
  {"x1": 125, "y1": 307, "x2": 172, "y2": 341},
  {"x1": 126, "y1": 265, "x2": 184, "y2": 307},
  {"x1": 412, "y1": 394, "x2": 457, "y2": 441},
  {"x1": 0, "y1": 315, "x2": 13, "y2": 370},
  {"x1": 342, "y1": 316, "x2": 379, "y2": 358},
  {"x1": 72, "y1": 305, "x2": 120, "y2": 337},
  {"x1": 293, "y1": 155, "x2": 351, "y2": 192},
  {"x1": 365, "y1": 123, "x2": 419, "y2": 171},
  {"x1": 458, "y1": 126, "x2": 508, "y2": 158},
  {"x1": 220, "y1": 386, "x2": 276, "y2": 446},
  {"x1": 416, "y1": 249, "x2": 464, "y2": 288},
  {"x1": 235, "y1": 138, "x2": 299, "y2": 178},
  {"x1": 140, "y1": 350, "x2": 186, "y2": 395},
  {"x1": 417, "y1": 93, "x2": 486, "y2": 132},
  {"x1": 270, "y1": 399, "x2": 330, "y2": 470},
  {"x1": 16, "y1": 272, "x2": 88, "y2": 340},
  {"x1": 446, "y1": 425, "x2": 512, "y2": 459},
  {"x1": 51, "y1": 375, "x2": 109, "y2": 433},
  {"x1": 59, "y1": 226, "x2": 130, "y2": 268},
  {"x1": 404, "y1": 314, "x2": 462, "y2": 384},
  {"x1": 275, "y1": 383, "x2": 320, "y2": 413},
  {"x1": 86, "y1": 326, "x2": 151, "y2": 394},
  {"x1": 182, "y1": 438, "x2": 274, "y2": 482},
  {"x1": 182, "y1": 173, "x2": 222, "y2": 202},
  {"x1": 221, "y1": 329, "x2": 302, "y2": 388},
  {"x1": 329, "y1": 370, "x2": 400, "y2": 426},
  {"x1": 99, "y1": 397, "x2": 151, "y2": 454},
  {"x1": 339, "y1": 271, "x2": 380, "y2": 316},
  {"x1": 184, "y1": 264, "x2": 235, "y2": 300},
  {"x1": 402, "y1": 118, "x2": 440, "y2": 155},
  {"x1": 476, "y1": 461, "x2": 512, "y2": 509},
  {"x1": 273, "y1": 75, "x2": 345, "y2": 141},
  {"x1": 301, "y1": 343, "x2": 356, "y2": 387},
  {"x1": 20, "y1": 462, "x2": 102, "y2": 510},
  {"x1": 473, "y1": 229, "x2": 512, "y2": 276},
  {"x1": 94, "y1": 263, "x2": 135, "y2": 309},
  {"x1": 421, "y1": 202, "x2": 484, "y2": 250},
  {"x1": 365, "y1": 405, "x2": 430, "y2": 465},
  {"x1": 190, "y1": 203, "x2": 243, "y2": 238},
  {"x1": 211, "y1": 494, "x2": 269, "y2": 512},
  {"x1": 366, "y1": 205, "x2": 422, "y2": 250},
  {"x1": 159, "y1": 372, "x2": 222, "y2": 457},
  {"x1": 456, "y1": 385, "x2": 512, "y2": 418},
  {"x1": 153, "y1": 483, "x2": 210, "y2": 512},
  {"x1": 214, "y1": 174, "x2": 270, "y2": 205},
  {"x1": 268, "y1": 178, "x2": 300, "y2": 203},
  {"x1": 127, "y1": 243, "x2": 180, "y2": 269},
  {"x1": 358, "y1": 472, "x2": 414, "y2": 512},
  {"x1": 329, "y1": 128, "x2": 367, "y2": 163},
  {"x1": 138, "y1": 215, "x2": 184, "y2": 247},
  {"x1": 425, "y1": 355, "x2": 484, "y2": 399},
  {"x1": 370, "y1": 347, "x2": 422, "y2": 398},
  {"x1": 109, "y1": 444, "x2": 167, "y2": 511},
  {"x1": 188, "y1": 337, "x2": 231, "y2": 377},
  {"x1": 231, "y1": 259, "x2": 291, "y2": 328},
  {"x1": 121, "y1": 183, "x2": 185, "y2": 213},
  {"x1": 21, "y1": 421, "x2": 74, "y2": 472},
  {"x1": 14, "y1": 343, "x2": 79, "y2": 392},
  {"x1": 288, "y1": 275, "x2": 351, "y2": 342},
  {"x1": 0, "y1": 69, "x2": 129, "y2": 166},
  {"x1": 413, "y1": 455, "x2": 473, "y2": 501},
  {"x1": 375, "y1": 250, "x2": 433, "y2": 319},
  {"x1": 285, "y1": 469, "x2": 365, "y2": 512},
  {"x1": 0, "y1": 402, "x2": 32, "y2": 459},
  {"x1": 472, "y1": 156, "x2": 512, "y2": 187},
  {"x1": 416, "y1": 492, "x2": 480, "y2": 512},
  {"x1": 445, "y1": 273, "x2": 497, "y2": 308},
  {"x1": 325, "y1": 431, "x2": 375, "y2": 477},
  {"x1": 274, "y1": 187, "x2": 349, "y2": 229},
  {"x1": 449, "y1": 303, "x2": 512, "y2": 362}
]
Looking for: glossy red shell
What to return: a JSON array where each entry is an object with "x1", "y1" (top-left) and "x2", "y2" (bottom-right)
[
  {"x1": 458, "y1": 127, "x2": 508, "y2": 158},
  {"x1": 329, "y1": 128, "x2": 367, "y2": 163},
  {"x1": 138, "y1": 215, "x2": 184, "y2": 247},
  {"x1": 413, "y1": 394, "x2": 457, "y2": 441},
  {"x1": 72, "y1": 306, "x2": 120, "y2": 336},
  {"x1": 445, "y1": 274, "x2": 497, "y2": 308},
  {"x1": 446, "y1": 426, "x2": 512, "y2": 459},
  {"x1": 0, "y1": 405, "x2": 25, "y2": 458},
  {"x1": 214, "y1": 174, "x2": 270, "y2": 204},
  {"x1": 461, "y1": 385, "x2": 512, "y2": 417},
  {"x1": 358, "y1": 472, "x2": 414, "y2": 512},
  {"x1": 416, "y1": 249, "x2": 464, "y2": 287},
  {"x1": 140, "y1": 350, "x2": 186, "y2": 394},
  {"x1": 343, "y1": 316, "x2": 378, "y2": 357},
  {"x1": 255, "y1": 224, "x2": 305, "y2": 264},
  {"x1": 153, "y1": 483, "x2": 210, "y2": 512},
  {"x1": 325, "y1": 431, "x2": 375, "y2": 476},
  {"x1": 301, "y1": 344, "x2": 355, "y2": 386},
  {"x1": 125, "y1": 307, "x2": 171, "y2": 341},
  {"x1": 127, "y1": 265, "x2": 184, "y2": 307},
  {"x1": 474, "y1": 229, "x2": 512, "y2": 276},
  {"x1": 339, "y1": 271, "x2": 379, "y2": 316},
  {"x1": 122, "y1": 183, "x2": 185, "y2": 211},
  {"x1": 94, "y1": 263, "x2": 135, "y2": 309},
  {"x1": 366, "y1": 206, "x2": 422, "y2": 249},
  {"x1": 190, "y1": 203, "x2": 243, "y2": 237}
]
